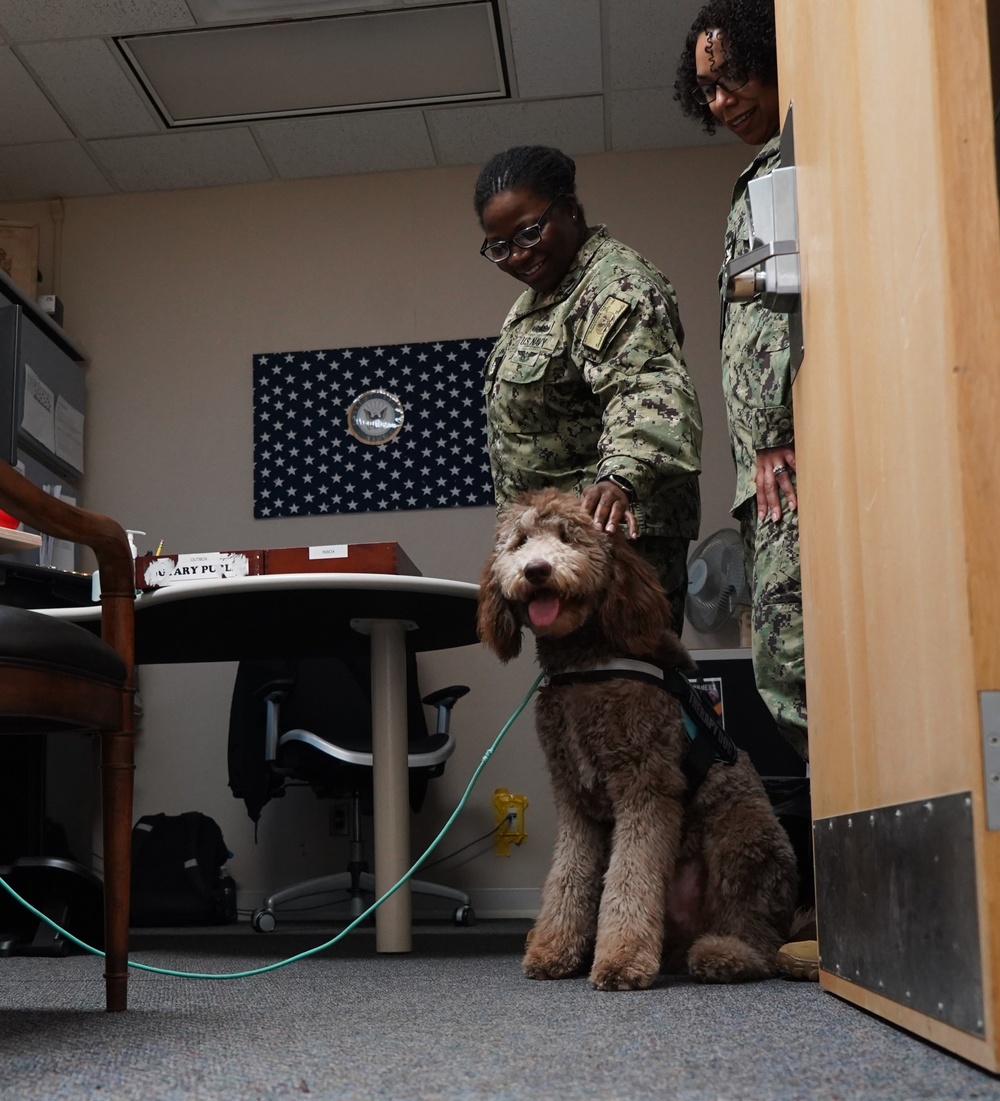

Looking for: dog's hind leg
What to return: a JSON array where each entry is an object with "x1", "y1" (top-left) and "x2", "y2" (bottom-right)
[
  {"x1": 589, "y1": 793, "x2": 682, "y2": 991},
  {"x1": 687, "y1": 770, "x2": 798, "y2": 983},
  {"x1": 523, "y1": 801, "x2": 608, "y2": 981}
]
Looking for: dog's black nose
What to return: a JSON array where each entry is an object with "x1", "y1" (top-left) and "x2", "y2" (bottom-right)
[{"x1": 523, "y1": 559, "x2": 552, "y2": 585}]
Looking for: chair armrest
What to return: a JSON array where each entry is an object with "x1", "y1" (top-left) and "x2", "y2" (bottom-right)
[
  {"x1": 421, "y1": 684, "x2": 470, "y2": 736},
  {"x1": 0, "y1": 460, "x2": 134, "y2": 674}
]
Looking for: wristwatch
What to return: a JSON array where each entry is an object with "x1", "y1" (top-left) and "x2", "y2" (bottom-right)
[{"x1": 596, "y1": 473, "x2": 636, "y2": 503}]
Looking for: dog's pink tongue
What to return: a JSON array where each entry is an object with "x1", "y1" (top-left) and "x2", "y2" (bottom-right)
[{"x1": 528, "y1": 594, "x2": 561, "y2": 628}]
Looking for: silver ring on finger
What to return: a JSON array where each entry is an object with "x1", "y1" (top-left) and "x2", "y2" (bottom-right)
[{"x1": 772, "y1": 464, "x2": 786, "y2": 476}]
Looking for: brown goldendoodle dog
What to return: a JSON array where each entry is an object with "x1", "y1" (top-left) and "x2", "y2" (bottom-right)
[{"x1": 478, "y1": 488, "x2": 798, "y2": 991}]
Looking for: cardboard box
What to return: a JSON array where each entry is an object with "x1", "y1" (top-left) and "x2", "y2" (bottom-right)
[
  {"x1": 136, "y1": 549, "x2": 264, "y2": 590},
  {"x1": 264, "y1": 542, "x2": 421, "y2": 577}
]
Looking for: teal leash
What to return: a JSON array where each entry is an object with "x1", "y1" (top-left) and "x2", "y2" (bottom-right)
[{"x1": 0, "y1": 670, "x2": 544, "y2": 980}]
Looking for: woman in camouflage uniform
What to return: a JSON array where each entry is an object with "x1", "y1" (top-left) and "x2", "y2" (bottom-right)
[
  {"x1": 676, "y1": 0, "x2": 816, "y2": 982},
  {"x1": 475, "y1": 145, "x2": 703, "y2": 633},
  {"x1": 675, "y1": 1, "x2": 807, "y2": 760}
]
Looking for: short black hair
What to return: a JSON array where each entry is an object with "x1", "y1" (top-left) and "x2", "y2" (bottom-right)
[
  {"x1": 673, "y1": 0, "x2": 778, "y2": 135},
  {"x1": 473, "y1": 145, "x2": 577, "y2": 222}
]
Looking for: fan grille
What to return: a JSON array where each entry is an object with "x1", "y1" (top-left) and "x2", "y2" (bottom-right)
[{"x1": 685, "y1": 528, "x2": 750, "y2": 633}]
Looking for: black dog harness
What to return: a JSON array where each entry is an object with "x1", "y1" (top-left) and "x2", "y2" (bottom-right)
[{"x1": 544, "y1": 659, "x2": 738, "y2": 788}]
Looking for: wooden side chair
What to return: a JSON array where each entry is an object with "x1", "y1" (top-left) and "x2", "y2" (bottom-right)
[{"x1": 0, "y1": 459, "x2": 135, "y2": 1011}]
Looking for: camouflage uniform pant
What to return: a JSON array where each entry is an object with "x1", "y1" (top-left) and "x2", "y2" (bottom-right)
[
  {"x1": 632, "y1": 535, "x2": 690, "y2": 640},
  {"x1": 735, "y1": 498, "x2": 808, "y2": 760}
]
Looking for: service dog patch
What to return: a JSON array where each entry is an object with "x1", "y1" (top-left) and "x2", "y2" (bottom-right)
[{"x1": 582, "y1": 296, "x2": 630, "y2": 354}]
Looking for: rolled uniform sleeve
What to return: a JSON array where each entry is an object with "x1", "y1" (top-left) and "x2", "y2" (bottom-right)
[{"x1": 577, "y1": 284, "x2": 702, "y2": 508}]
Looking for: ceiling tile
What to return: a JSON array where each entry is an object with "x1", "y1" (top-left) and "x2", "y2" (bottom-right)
[
  {"x1": 504, "y1": 0, "x2": 601, "y2": 99},
  {"x1": 608, "y1": 88, "x2": 735, "y2": 152},
  {"x1": 256, "y1": 110, "x2": 435, "y2": 179},
  {"x1": 428, "y1": 97, "x2": 605, "y2": 167},
  {"x1": 0, "y1": 0, "x2": 194, "y2": 42},
  {"x1": 0, "y1": 141, "x2": 113, "y2": 201},
  {"x1": 607, "y1": 0, "x2": 703, "y2": 92},
  {"x1": 20, "y1": 39, "x2": 159, "y2": 138},
  {"x1": 0, "y1": 49, "x2": 73, "y2": 144},
  {"x1": 0, "y1": 0, "x2": 723, "y2": 202},
  {"x1": 89, "y1": 129, "x2": 273, "y2": 192}
]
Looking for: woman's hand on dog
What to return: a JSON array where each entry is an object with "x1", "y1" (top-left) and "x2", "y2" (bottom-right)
[{"x1": 580, "y1": 481, "x2": 639, "y2": 539}]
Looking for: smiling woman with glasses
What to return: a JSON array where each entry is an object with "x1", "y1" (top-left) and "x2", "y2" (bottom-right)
[
  {"x1": 473, "y1": 144, "x2": 704, "y2": 630},
  {"x1": 673, "y1": 1, "x2": 814, "y2": 984}
]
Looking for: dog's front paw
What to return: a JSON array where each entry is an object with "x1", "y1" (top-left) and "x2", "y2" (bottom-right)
[
  {"x1": 687, "y1": 933, "x2": 775, "y2": 983},
  {"x1": 589, "y1": 949, "x2": 659, "y2": 991},
  {"x1": 522, "y1": 931, "x2": 590, "y2": 981}
]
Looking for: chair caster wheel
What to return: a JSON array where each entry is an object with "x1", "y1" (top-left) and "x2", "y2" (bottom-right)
[
  {"x1": 252, "y1": 908, "x2": 276, "y2": 933},
  {"x1": 453, "y1": 904, "x2": 475, "y2": 927}
]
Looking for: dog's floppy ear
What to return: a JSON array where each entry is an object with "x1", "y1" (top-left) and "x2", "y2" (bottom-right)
[
  {"x1": 477, "y1": 547, "x2": 523, "y2": 662},
  {"x1": 599, "y1": 536, "x2": 673, "y2": 655}
]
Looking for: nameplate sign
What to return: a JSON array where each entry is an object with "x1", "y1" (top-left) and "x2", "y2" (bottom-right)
[{"x1": 137, "y1": 550, "x2": 265, "y2": 590}]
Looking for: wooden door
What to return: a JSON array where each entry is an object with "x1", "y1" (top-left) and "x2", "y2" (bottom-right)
[{"x1": 774, "y1": 0, "x2": 1000, "y2": 1070}]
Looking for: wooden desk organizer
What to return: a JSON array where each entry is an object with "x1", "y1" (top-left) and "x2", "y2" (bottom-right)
[{"x1": 136, "y1": 542, "x2": 420, "y2": 589}]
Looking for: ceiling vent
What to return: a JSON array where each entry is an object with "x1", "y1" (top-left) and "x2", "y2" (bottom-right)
[{"x1": 116, "y1": 1, "x2": 508, "y2": 127}]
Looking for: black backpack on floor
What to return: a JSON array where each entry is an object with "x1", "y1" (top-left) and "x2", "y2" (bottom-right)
[{"x1": 130, "y1": 812, "x2": 236, "y2": 927}]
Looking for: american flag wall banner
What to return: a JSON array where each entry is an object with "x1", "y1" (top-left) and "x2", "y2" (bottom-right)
[{"x1": 252, "y1": 337, "x2": 497, "y2": 518}]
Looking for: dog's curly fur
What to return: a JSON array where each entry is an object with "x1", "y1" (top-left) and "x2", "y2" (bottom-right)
[{"x1": 478, "y1": 488, "x2": 798, "y2": 990}]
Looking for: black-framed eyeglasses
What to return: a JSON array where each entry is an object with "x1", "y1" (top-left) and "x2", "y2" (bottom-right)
[
  {"x1": 480, "y1": 196, "x2": 561, "y2": 263},
  {"x1": 691, "y1": 73, "x2": 749, "y2": 104}
]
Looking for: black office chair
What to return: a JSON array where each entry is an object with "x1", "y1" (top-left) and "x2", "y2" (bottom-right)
[{"x1": 227, "y1": 646, "x2": 475, "y2": 930}]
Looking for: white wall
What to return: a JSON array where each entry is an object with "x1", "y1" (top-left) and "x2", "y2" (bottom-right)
[{"x1": 2, "y1": 142, "x2": 751, "y2": 916}]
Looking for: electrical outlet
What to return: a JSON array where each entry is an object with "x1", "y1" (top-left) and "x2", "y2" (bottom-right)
[
  {"x1": 329, "y1": 799, "x2": 349, "y2": 837},
  {"x1": 492, "y1": 787, "x2": 528, "y2": 856}
]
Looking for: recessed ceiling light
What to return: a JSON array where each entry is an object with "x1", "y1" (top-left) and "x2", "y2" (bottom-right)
[
  {"x1": 187, "y1": 0, "x2": 464, "y2": 24},
  {"x1": 118, "y1": 3, "x2": 507, "y2": 126}
]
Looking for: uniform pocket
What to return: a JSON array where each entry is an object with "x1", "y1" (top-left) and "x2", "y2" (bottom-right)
[
  {"x1": 498, "y1": 333, "x2": 561, "y2": 384},
  {"x1": 489, "y1": 333, "x2": 577, "y2": 435}
]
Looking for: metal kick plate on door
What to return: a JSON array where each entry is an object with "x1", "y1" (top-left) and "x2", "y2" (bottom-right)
[{"x1": 814, "y1": 792, "x2": 984, "y2": 1037}]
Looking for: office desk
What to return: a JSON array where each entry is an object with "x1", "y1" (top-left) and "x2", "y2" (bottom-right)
[{"x1": 42, "y1": 572, "x2": 481, "y2": 953}]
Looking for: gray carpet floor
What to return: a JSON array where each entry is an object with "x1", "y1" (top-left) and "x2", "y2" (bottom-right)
[{"x1": 2, "y1": 921, "x2": 1000, "y2": 1101}]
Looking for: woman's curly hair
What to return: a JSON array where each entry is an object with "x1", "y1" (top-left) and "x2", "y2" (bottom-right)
[{"x1": 673, "y1": 0, "x2": 778, "y2": 135}]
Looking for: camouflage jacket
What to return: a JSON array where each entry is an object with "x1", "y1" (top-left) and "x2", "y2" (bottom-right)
[
  {"x1": 721, "y1": 134, "x2": 795, "y2": 512},
  {"x1": 484, "y1": 226, "x2": 702, "y2": 539}
]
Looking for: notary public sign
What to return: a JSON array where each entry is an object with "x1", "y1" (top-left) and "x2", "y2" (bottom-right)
[{"x1": 136, "y1": 550, "x2": 264, "y2": 589}]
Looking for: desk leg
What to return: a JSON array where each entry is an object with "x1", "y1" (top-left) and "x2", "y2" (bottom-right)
[{"x1": 368, "y1": 619, "x2": 412, "y2": 953}]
